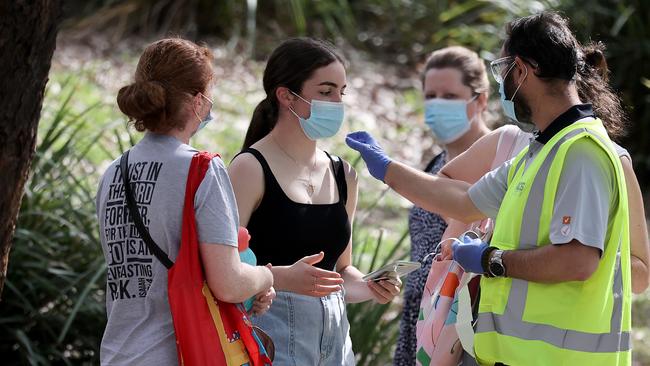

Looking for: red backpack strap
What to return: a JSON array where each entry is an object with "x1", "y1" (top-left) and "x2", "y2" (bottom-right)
[
  {"x1": 169, "y1": 151, "x2": 232, "y2": 366},
  {"x1": 186, "y1": 152, "x2": 220, "y2": 192},
  {"x1": 184, "y1": 151, "x2": 271, "y2": 366}
]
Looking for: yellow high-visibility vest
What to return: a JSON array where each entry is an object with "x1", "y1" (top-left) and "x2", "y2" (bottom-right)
[{"x1": 474, "y1": 118, "x2": 631, "y2": 366}]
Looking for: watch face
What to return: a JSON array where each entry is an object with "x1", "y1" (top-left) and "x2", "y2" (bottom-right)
[{"x1": 489, "y1": 262, "x2": 505, "y2": 277}]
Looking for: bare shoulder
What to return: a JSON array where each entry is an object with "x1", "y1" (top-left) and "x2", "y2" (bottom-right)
[
  {"x1": 340, "y1": 157, "x2": 358, "y2": 185},
  {"x1": 481, "y1": 125, "x2": 516, "y2": 148},
  {"x1": 227, "y1": 150, "x2": 265, "y2": 204},
  {"x1": 228, "y1": 150, "x2": 264, "y2": 180},
  {"x1": 460, "y1": 126, "x2": 505, "y2": 160},
  {"x1": 227, "y1": 149, "x2": 266, "y2": 219}
]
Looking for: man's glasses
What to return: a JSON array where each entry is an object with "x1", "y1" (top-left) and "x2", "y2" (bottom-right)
[
  {"x1": 490, "y1": 56, "x2": 515, "y2": 84},
  {"x1": 490, "y1": 56, "x2": 539, "y2": 83}
]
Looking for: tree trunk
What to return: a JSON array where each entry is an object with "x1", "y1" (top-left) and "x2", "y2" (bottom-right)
[{"x1": 0, "y1": 0, "x2": 63, "y2": 299}]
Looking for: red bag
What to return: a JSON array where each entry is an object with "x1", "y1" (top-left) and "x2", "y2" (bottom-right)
[{"x1": 167, "y1": 152, "x2": 271, "y2": 366}]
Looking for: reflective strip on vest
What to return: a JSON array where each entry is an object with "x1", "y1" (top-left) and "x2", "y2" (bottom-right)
[{"x1": 475, "y1": 127, "x2": 631, "y2": 353}]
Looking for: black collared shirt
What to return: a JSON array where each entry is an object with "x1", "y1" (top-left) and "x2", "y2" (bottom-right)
[{"x1": 535, "y1": 104, "x2": 596, "y2": 144}]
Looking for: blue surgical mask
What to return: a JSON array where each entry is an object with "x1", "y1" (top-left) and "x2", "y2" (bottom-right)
[
  {"x1": 498, "y1": 63, "x2": 526, "y2": 123},
  {"x1": 195, "y1": 93, "x2": 214, "y2": 131},
  {"x1": 289, "y1": 91, "x2": 345, "y2": 140},
  {"x1": 424, "y1": 96, "x2": 477, "y2": 143},
  {"x1": 198, "y1": 112, "x2": 213, "y2": 130}
]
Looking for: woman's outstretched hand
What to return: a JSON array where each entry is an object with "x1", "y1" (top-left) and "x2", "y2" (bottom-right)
[
  {"x1": 282, "y1": 252, "x2": 345, "y2": 297},
  {"x1": 345, "y1": 131, "x2": 392, "y2": 182}
]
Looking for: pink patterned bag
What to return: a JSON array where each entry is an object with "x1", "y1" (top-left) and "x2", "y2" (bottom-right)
[
  {"x1": 415, "y1": 259, "x2": 466, "y2": 366},
  {"x1": 415, "y1": 125, "x2": 525, "y2": 365}
]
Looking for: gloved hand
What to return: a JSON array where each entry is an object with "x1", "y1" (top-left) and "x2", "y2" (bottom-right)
[
  {"x1": 345, "y1": 131, "x2": 392, "y2": 182},
  {"x1": 452, "y1": 235, "x2": 490, "y2": 274}
]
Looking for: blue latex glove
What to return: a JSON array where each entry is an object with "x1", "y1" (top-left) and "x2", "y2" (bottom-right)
[
  {"x1": 452, "y1": 235, "x2": 489, "y2": 273},
  {"x1": 345, "y1": 131, "x2": 392, "y2": 182}
]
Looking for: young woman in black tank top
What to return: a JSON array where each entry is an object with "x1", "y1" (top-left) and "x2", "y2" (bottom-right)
[{"x1": 228, "y1": 38, "x2": 402, "y2": 365}]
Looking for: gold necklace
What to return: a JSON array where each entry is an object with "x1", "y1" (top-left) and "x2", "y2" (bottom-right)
[{"x1": 271, "y1": 135, "x2": 317, "y2": 196}]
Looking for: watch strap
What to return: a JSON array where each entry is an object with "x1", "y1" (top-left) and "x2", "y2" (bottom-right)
[{"x1": 481, "y1": 246, "x2": 498, "y2": 276}]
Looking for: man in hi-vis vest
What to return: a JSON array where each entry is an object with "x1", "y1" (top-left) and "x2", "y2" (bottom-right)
[{"x1": 346, "y1": 11, "x2": 631, "y2": 366}]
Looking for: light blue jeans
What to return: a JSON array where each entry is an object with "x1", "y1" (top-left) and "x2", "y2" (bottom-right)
[{"x1": 253, "y1": 290, "x2": 356, "y2": 366}]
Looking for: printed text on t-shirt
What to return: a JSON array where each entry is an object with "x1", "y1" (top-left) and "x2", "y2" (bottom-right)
[{"x1": 103, "y1": 161, "x2": 164, "y2": 300}]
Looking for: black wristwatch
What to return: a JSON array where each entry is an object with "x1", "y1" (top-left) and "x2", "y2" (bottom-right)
[
  {"x1": 488, "y1": 250, "x2": 506, "y2": 277},
  {"x1": 481, "y1": 246, "x2": 506, "y2": 277},
  {"x1": 481, "y1": 246, "x2": 497, "y2": 276}
]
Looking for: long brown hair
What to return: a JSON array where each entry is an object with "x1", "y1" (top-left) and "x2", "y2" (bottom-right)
[
  {"x1": 117, "y1": 38, "x2": 214, "y2": 133},
  {"x1": 505, "y1": 12, "x2": 627, "y2": 140},
  {"x1": 243, "y1": 38, "x2": 343, "y2": 149},
  {"x1": 576, "y1": 41, "x2": 627, "y2": 141}
]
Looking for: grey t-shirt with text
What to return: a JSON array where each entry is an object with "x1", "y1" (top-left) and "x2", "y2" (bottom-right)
[
  {"x1": 96, "y1": 133, "x2": 239, "y2": 365},
  {"x1": 469, "y1": 131, "x2": 627, "y2": 252}
]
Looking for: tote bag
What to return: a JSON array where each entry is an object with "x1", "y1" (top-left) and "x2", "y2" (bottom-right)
[{"x1": 121, "y1": 151, "x2": 272, "y2": 366}]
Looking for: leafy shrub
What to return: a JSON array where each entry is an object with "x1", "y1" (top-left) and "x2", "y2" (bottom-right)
[{"x1": 0, "y1": 82, "x2": 108, "y2": 365}]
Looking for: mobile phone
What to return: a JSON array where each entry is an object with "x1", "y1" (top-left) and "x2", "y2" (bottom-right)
[{"x1": 362, "y1": 260, "x2": 421, "y2": 282}]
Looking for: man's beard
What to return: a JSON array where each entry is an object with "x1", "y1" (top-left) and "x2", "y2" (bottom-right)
[{"x1": 505, "y1": 75, "x2": 534, "y2": 130}]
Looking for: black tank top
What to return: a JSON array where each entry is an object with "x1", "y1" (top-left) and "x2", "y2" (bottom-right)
[{"x1": 239, "y1": 148, "x2": 351, "y2": 271}]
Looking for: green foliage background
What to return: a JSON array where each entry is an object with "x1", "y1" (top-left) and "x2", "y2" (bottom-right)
[
  {"x1": 1, "y1": 1, "x2": 648, "y2": 365},
  {"x1": 60, "y1": 0, "x2": 650, "y2": 186}
]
